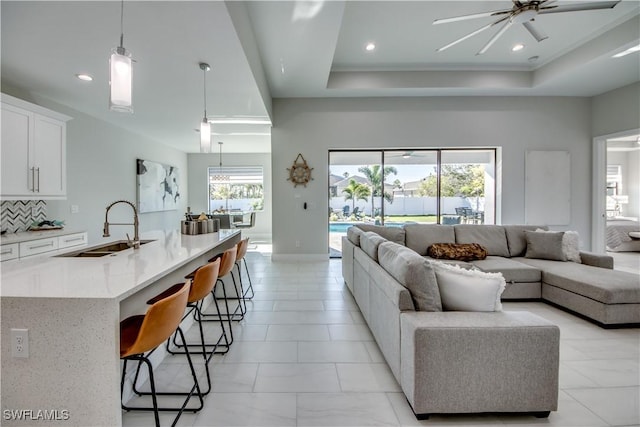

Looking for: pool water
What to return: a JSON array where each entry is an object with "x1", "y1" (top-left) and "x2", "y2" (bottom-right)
[{"x1": 328, "y1": 222, "x2": 404, "y2": 233}]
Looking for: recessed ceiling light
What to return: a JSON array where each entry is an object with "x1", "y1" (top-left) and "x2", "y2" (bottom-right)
[
  {"x1": 527, "y1": 55, "x2": 539, "y2": 63},
  {"x1": 511, "y1": 43, "x2": 525, "y2": 52},
  {"x1": 365, "y1": 42, "x2": 376, "y2": 51},
  {"x1": 75, "y1": 73, "x2": 93, "y2": 81},
  {"x1": 612, "y1": 44, "x2": 640, "y2": 58}
]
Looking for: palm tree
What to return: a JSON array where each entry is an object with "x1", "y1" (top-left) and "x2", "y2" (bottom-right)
[
  {"x1": 357, "y1": 165, "x2": 397, "y2": 216},
  {"x1": 342, "y1": 179, "x2": 371, "y2": 212}
]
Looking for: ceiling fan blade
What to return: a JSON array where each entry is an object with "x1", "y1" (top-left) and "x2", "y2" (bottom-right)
[
  {"x1": 433, "y1": 9, "x2": 511, "y2": 25},
  {"x1": 538, "y1": 1, "x2": 620, "y2": 15},
  {"x1": 437, "y1": 16, "x2": 509, "y2": 52},
  {"x1": 477, "y1": 19, "x2": 514, "y2": 55},
  {"x1": 523, "y1": 21, "x2": 548, "y2": 42}
]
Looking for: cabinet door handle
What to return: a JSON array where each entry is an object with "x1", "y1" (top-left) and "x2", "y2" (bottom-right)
[
  {"x1": 36, "y1": 167, "x2": 40, "y2": 192},
  {"x1": 63, "y1": 237, "x2": 85, "y2": 243},
  {"x1": 29, "y1": 242, "x2": 54, "y2": 250},
  {"x1": 1, "y1": 248, "x2": 14, "y2": 255},
  {"x1": 30, "y1": 167, "x2": 36, "y2": 192}
]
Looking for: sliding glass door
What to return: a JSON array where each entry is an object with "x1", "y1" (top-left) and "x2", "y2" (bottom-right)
[{"x1": 329, "y1": 148, "x2": 496, "y2": 256}]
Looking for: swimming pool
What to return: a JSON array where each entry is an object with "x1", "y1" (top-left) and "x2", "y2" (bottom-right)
[{"x1": 328, "y1": 222, "x2": 404, "y2": 233}]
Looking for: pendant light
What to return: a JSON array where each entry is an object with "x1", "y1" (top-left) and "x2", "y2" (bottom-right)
[
  {"x1": 109, "y1": 0, "x2": 133, "y2": 113},
  {"x1": 212, "y1": 141, "x2": 230, "y2": 181},
  {"x1": 199, "y1": 62, "x2": 211, "y2": 153}
]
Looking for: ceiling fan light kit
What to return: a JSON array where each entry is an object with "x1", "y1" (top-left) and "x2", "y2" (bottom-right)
[{"x1": 434, "y1": 0, "x2": 621, "y2": 55}]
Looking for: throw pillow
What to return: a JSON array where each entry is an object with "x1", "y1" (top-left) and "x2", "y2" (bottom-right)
[
  {"x1": 524, "y1": 230, "x2": 566, "y2": 261},
  {"x1": 431, "y1": 261, "x2": 505, "y2": 312},
  {"x1": 534, "y1": 228, "x2": 581, "y2": 263},
  {"x1": 378, "y1": 242, "x2": 442, "y2": 312},
  {"x1": 427, "y1": 243, "x2": 488, "y2": 261}
]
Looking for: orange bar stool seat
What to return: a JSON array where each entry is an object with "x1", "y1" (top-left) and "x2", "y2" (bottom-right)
[{"x1": 120, "y1": 282, "x2": 203, "y2": 427}]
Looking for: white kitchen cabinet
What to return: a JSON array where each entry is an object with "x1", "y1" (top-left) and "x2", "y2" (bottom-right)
[
  {"x1": 19, "y1": 237, "x2": 59, "y2": 258},
  {"x1": 1, "y1": 94, "x2": 71, "y2": 199},
  {"x1": 58, "y1": 232, "x2": 88, "y2": 249}
]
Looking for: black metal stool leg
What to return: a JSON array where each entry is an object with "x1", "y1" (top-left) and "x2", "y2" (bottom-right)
[{"x1": 242, "y1": 258, "x2": 254, "y2": 299}]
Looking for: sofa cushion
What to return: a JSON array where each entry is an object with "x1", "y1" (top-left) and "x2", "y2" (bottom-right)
[
  {"x1": 470, "y1": 256, "x2": 542, "y2": 283},
  {"x1": 515, "y1": 257, "x2": 640, "y2": 304},
  {"x1": 431, "y1": 261, "x2": 505, "y2": 312},
  {"x1": 503, "y1": 225, "x2": 548, "y2": 257},
  {"x1": 378, "y1": 242, "x2": 442, "y2": 312},
  {"x1": 427, "y1": 243, "x2": 488, "y2": 261},
  {"x1": 423, "y1": 257, "x2": 474, "y2": 269},
  {"x1": 404, "y1": 224, "x2": 455, "y2": 256},
  {"x1": 356, "y1": 224, "x2": 405, "y2": 245},
  {"x1": 525, "y1": 231, "x2": 566, "y2": 261},
  {"x1": 347, "y1": 226, "x2": 365, "y2": 246},
  {"x1": 360, "y1": 231, "x2": 387, "y2": 261},
  {"x1": 454, "y1": 225, "x2": 510, "y2": 257},
  {"x1": 534, "y1": 228, "x2": 581, "y2": 263}
]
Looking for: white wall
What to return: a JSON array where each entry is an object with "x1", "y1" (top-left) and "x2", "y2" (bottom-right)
[
  {"x1": 271, "y1": 96, "x2": 593, "y2": 258},
  {"x1": 1, "y1": 85, "x2": 188, "y2": 244},
  {"x1": 592, "y1": 82, "x2": 640, "y2": 137},
  {"x1": 187, "y1": 152, "x2": 272, "y2": 241}
]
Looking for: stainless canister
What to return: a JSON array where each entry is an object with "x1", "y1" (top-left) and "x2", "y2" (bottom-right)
[
  {"x1": 181, "y1": 221, "x2": 198, "y2": 235},
  {"x1": 197, "y1": 220, "x2": 208, "y2": 234},
  {"x1": 207, "y1": 219, "x2": 215, "y2": 233}
]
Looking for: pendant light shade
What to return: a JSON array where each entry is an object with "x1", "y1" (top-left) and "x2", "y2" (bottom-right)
[
  {"x1": 200, "y1": 118, "x2": 211, "y2": 153},
  {"x1": 199, "y1": 62, "x2": 211, "y2": 153},
  {"x1": 109, "y1": 47, "x2": 132, "y2": 112},
  {"x1": 109, "y1": 0, "x2": 133, "y2": 113}
]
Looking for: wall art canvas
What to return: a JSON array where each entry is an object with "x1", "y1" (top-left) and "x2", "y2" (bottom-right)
[{"x1": 136, "y1": 159, "x2": 181, "y2": 213}]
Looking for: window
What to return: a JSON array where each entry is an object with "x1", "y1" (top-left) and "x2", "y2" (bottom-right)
[{"x1": 208, "y1": 166, "x2": 264, "y2": 212}]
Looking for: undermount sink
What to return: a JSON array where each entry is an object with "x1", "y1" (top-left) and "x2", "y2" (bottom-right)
[{"x1": 57, "y1": 239, "x2": 154, "y2": 258}]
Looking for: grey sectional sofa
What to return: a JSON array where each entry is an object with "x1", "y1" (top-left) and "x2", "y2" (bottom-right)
[
  {"x1": 344, "y1": 223, "x2": 640, "y2": 327},
  {"x1": 341, "y1": 223, "x2": 640, "y2": 418}
]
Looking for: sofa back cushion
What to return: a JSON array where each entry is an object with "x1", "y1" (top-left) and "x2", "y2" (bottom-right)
[
  {"x1": 404, "y1": 224, "x2": 455, "y2": 256},
  {"x1": 347, "y1": 226, "x2": 365, "y2": 246},
  {"x1": 454, "y1": 225, "x2": 510, "y2": 257},
  {"x1": 356, "y1": 224, "x2": 405, "y2": 245},
  {"x1": 378, "y1": 241, "x2": 442, "y2": 312},
  {"x1": 360, "y1": 231, "x2": 387, "y2": 261},
  {"x1": 503, "y1": 225, "x2": 548, "y2": 257}
]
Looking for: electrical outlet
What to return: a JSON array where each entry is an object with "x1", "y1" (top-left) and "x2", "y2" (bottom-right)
[
  {"x1": 295, "y1": 240, "x2": 301, "y2": 248},
  {"x1": 11, "y1": 328, "x2": 29, "y2": 358},
  {"x1": 70, "y1": 205, "x2": 79, "y2": 214}
]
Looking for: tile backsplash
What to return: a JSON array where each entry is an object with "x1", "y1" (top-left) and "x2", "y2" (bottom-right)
[{"x1": 1, "y1": 200, "x2": 47, "y2": 233}]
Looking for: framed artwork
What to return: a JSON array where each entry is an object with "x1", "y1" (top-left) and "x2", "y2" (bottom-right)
[{"x1": 136, "y1": 159, "x2": 180, "y2": 213}]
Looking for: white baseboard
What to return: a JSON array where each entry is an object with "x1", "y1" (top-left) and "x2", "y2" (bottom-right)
[{"x1": 271, "y1": 253, "x2": 330, "y2": 262}]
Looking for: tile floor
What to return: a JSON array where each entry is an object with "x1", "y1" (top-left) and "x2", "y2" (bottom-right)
[{"x1": 123, "y1": 245, "x2": 640, "y2": 427}]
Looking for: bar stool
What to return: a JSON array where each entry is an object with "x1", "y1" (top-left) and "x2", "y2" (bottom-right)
[
  {"x1": 201, "y1": 247, "x2": 241, "y2": 342},
  {"x1": 235, "y1": 238, "x2": 255, "y2": 300},
  {"x1": 144, "y1": 259, "x2": 229, "y2": 395},
  {"x1": 120, "y1": 282, "x2": 203, "y2": 427}
]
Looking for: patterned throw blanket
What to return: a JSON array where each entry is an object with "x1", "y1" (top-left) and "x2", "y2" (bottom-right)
[{"x1": 606, "y1": 220, "x2": 640, "y2": 249}]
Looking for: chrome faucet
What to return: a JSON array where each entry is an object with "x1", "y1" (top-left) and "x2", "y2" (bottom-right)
[{"x1": 103, "y1": 200, "x2": 140, "y2": 249}]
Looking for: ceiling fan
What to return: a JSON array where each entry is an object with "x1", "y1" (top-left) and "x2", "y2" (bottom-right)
[{"x1": 434, "y1": 0, "x2": 621, "y2": 55}]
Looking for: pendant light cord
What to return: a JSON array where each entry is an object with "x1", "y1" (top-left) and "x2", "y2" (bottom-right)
[
  {"x1": 119, "y1": 0, "x2": 125, "y2": 48},
  {"x1": 203, "y1": 67, "x2": 207, "y2": 118},
  {"x1": 219, "y1": 142, "x2": 223, "y2": 168}
]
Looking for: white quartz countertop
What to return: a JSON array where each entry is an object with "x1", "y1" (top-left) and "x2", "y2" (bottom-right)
[
  {"x1": 0, "y1": 229, "x2": 240, "y2": 300},
  {"x1": 0, "y1": 228, "x2": 86, "y2": 244}
]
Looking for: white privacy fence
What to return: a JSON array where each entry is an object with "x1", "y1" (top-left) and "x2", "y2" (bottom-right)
[{"x1": 330, "y1": 196, "x2": 485, "y2": 216}]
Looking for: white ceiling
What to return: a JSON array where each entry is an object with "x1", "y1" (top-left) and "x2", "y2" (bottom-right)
[{"x1": 2, "y1": 1, "x2": 639, "y2": 154}]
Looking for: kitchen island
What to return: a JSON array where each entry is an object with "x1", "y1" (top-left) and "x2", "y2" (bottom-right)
[{"x1": 1, "y1": 229, "x2": 241, "y2": 426}]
